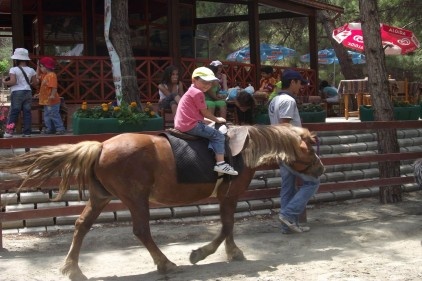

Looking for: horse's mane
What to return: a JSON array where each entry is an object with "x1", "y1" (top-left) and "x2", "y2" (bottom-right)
[{"x1": 241, "y1": 124, "x2": 315, "y2": 168}]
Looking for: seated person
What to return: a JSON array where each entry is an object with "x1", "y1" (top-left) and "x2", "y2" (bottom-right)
[
  {"x1": 234, "y1": 90, "x2": 256, "y2": 125},
  {"x1": 158, "y1": 65, "x2": 184, "y2": 114},
  {"x1": 268, "y1": 80, "x2": 282, "y2": 101},
  {"x1": 319, "y1": 80, "x2": 339, "y2": 103},
  {"x1": 254, "y1": 65, "x2": 276, "y2": 99},
  {"x1": 210, "y1": 60, "x2": 228, "y2": 95},
  {"x1": 205, "y1": 65, "x2": 227, "y2": 119}
]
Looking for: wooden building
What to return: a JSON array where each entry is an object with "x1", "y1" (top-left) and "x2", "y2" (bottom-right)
[{"x1": 0, "y1": 0, "x2": 343, "y2": 104}]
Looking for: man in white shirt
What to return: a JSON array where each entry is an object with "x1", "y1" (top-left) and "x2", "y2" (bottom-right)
[{"x1": 268, "y1": 69, "x2": 320, "y2": 234}]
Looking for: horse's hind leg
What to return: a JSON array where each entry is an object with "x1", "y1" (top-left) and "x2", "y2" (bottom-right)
[
  {"x1": 128, "y1": 196, "x2": 177, "y2": 274},
  {"x1": 61, "y1": 193, "x2": 111, "y2": 281}
]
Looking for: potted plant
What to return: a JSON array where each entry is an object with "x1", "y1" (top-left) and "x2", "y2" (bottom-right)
[
  {"x1": 298, "y1": 103, "x2": 326, "y2": 123},
  {"x1": 360, "y1": 101, "x2": 420, "y2": 122},
  {"x1": 72, "y1": 101, "x2": 163, "y2": 135}
]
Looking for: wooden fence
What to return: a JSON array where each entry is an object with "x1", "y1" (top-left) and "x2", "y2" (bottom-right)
[
  {"x1": 25, "y1": 56, "x2": 317, "y2": 104},
  {"x1": 1, "y1": 120, "x2": 422, "y2": 248}
]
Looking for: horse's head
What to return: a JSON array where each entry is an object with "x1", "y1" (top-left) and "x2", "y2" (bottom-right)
[
  {"x1": 287, "y1": 126, "x2": 325, "y2": 178},
  {"x1": 239, "y1": 124, "x2": 324, "y2": 178}
]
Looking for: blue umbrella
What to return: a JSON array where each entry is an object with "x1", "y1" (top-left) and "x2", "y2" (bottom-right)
[
  {"x1": 226, "y1": 43, "x2": 296, "y2": 62},
  {"x1": 300, "y1": 48, "x2": 366, "y2": 64}
]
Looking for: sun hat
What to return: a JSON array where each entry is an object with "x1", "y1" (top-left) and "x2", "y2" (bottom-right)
[
  {"x1": 192, "y1": 66, "x2": 218, "y2": 81},
  {"x1": 39, "y1": 57, "x2": 55, "y2": 70},
  {"x1": 282, "y1": 69, "x2": 308, "y2": 85},
  {"x1": 210, "y1": 60, "x2": 223, "y2": 67},
  {"x1": 11, "y1": 48, "x2": 30, "y2": 61}
]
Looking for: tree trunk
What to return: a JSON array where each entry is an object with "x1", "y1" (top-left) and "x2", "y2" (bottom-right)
[
  {"x1": 317, "y1": 10, "x2": 363, "y2": 80},
  {"x1": 359, "y1": 0, "x2": 402, "y2": 203},
  {"x1": 110, "y1": 0, "x2": 141, "y2": 106}
]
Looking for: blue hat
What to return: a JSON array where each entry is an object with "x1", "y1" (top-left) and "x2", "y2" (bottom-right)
[{"x1": 282, "y1": 69, "x2": 308, "y2": 85}]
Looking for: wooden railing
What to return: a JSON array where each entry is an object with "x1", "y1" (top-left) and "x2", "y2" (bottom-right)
[
  {"x1": 28, "y1": 56, "x2": 317, "y2": 104},
  {"x1": 2, "y1": 120, "x2": 421, "y2": 248}
]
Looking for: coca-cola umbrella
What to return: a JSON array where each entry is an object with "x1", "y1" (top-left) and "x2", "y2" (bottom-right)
[
  {"x1": 332, "y1": 22, "x2": 420, "y2": 55},
  {"x1": 226, "y1": 43, "x2": 296, "y2": 62}
]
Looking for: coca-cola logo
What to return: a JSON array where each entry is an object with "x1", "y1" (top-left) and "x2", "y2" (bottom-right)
[
  {"x1": 353, "y1": 35, "x2": 364, "y2": 43},
  {"x1": 397, "y1": 38, "x2": 411, "y2": 46},
  {"x1": 348, "y1": 42, "x2": 364, "y2": 50},
  {"x1": 388, "y1": 27, "x2": 406, "y2": 36}
]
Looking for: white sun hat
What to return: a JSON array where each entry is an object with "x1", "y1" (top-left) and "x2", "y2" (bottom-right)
[
  {"x1": 210, "y1": 60, "x2": 223, "y2": 67},
  {"x1": 11, "y1": 48, "x2": 31, "y2": 61},
  {"x1": 192, "y1": 67, "x2": 218, "y2": 81}
]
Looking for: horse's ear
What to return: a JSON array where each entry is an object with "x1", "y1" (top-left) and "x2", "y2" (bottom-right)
[{"x1": 227, "y1": 126, "x2": 249, "y2": 156}]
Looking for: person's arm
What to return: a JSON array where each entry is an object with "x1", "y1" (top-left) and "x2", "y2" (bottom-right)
[
  {"x1": 3, "y1": 73, "x2": 16, "y2": 86},
  {"x1": 158, "y1": 83, "x2": 173, "y2": 97},
  {"x1": 49, "y1": 87, "x2": 58, "y2": 99},
  {"x1": 30, "y1": 74, "x2": 38, "y2": 89},
  {"x1": 200, "y1": 108, "x2": 226, "y2": 123},
  {"x1": 221, "y1": 73, "x2": 228, "y2": 91}
]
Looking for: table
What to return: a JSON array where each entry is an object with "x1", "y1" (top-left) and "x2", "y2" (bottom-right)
[{"x1": 337, "y1": 79, "x2": 398, "y2": 119}]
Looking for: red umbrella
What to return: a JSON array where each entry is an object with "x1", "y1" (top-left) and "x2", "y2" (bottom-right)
[{"x1": 332, "y1": 22, "x2": 420, "y2": 55}]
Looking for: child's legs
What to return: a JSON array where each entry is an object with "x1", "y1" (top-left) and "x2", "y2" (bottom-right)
[
  {"x1": 185, "y1": 122, "x2": 225, "y2": 162},
  {"x1": 170, "y1": 102, "x2": 177, "y2": 115},
  {"x1": 49, "y1": 103, "x2": 65, "y2": 131},
  {"x1": 43, "y1": 105, "x2": 53, "y2": 132},
  {"x1": 7, "y1": 91, "x2": 25, "y2": 131},
  {"x1": 44, "y1": 104, "x2": 64, "y2": 132}
]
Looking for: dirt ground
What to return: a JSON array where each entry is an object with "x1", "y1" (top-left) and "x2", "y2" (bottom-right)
[{"x1": 1, "y1": 191, "x2": 421, "y2": 281}]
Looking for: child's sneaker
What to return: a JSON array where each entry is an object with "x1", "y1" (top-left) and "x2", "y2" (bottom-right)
[
  {"x1": 214, "y1": 163, "x2": 238, "y2": 175},
  {"x1": 3, "y1": 132, "x2": 13, "y2": 138},
  {"x1": 56, "y1": 130, "x2": 66, "y2": 135}
]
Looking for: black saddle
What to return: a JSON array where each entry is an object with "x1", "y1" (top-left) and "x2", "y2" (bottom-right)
[{"x1": 160, "y1": 129, "x2": 242, "y2": 184}]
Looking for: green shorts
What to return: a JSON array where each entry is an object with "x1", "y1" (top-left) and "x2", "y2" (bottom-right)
[{"x1": 205, "y1": 99, "x2": 226, "y2": 109}]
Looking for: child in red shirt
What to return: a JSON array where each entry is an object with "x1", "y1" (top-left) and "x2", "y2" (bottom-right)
[{"x1": 174, "y1": 67, "x2": 238, "y2": 176}]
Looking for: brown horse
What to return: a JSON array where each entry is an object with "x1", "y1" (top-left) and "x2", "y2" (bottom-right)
[{"x1": 0, "y1": 124, "x2": 324, "y2": 280}]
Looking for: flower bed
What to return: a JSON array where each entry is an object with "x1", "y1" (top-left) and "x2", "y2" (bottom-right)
[
  {"x1": 72, "y1": 114, "x2": 163, "y2": 135},
  {"x1": 72, "y1": 101, "x2": 163, "y2": 135},
  {"x1": 299, "y1": 103, "x2": 326, "y2": 123}
]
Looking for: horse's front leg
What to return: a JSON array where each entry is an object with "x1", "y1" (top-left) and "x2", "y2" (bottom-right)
[
  {"x1": 61, "y1": 196, "x2": 111, "y2": 281},
  {"x1": 128, "y1": 196, "x2": 177, "y2": 274},
  {"x1": 190, "y1": 195, "x2": 244, "y2": 264}
]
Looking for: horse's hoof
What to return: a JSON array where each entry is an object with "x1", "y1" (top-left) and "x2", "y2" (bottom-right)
[
  {"x1": 68, "y1": 272, "x2": 88, "y2": 281},
  {"x1": 157, "y1": 260, "x2": 177, "y2": 274},
  {"x1": 61, "y1": 263, "x2": 88, "y2": 281},
  {"x1": 227, "y1": 248, "x2": 246, "y2": 261},
  {"x1": 190, "y1": 248, "x2": 205, "y2": 264}
]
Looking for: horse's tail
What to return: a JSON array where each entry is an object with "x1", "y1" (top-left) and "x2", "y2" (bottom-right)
[{"x1": 0, "y1": 141, "x2": 103, "y2": 201}]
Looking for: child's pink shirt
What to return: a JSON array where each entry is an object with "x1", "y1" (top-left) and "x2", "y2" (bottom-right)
[{"x1": 174, "y1": 85, "x2": 207, "y2": 132}]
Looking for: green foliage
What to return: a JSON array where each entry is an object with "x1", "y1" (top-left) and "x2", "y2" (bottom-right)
[
  {"x1": 393, "y1": 100, "x2": 413, "y2": 107},
  {"x1": 298, "y1": 103, "x2": 324, "y2": 112},
  {"x1": 0, "y1": 59, "x2": 10, "y2": 73},
  {"x1": 74, "y1": 101, "x2": 156, "y2": 125}
]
